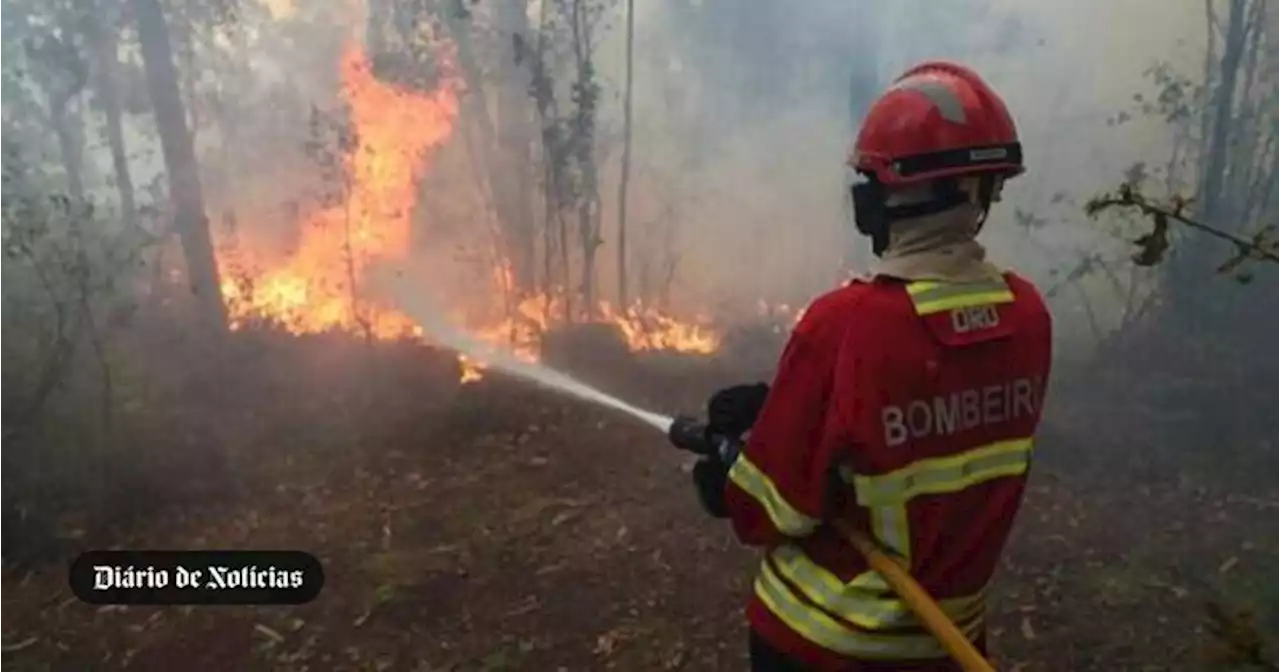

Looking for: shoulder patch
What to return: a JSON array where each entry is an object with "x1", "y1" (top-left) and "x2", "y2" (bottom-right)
[{"x1": 904, "y1": 278, "x2": 1017, "y2": 346}]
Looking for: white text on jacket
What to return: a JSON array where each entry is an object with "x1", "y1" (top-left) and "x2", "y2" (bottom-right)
[{"x1": 881, "y1": 377, "x2": 1042, "y2": 447}]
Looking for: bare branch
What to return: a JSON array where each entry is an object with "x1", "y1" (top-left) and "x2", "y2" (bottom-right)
[{"x1": 1085, "y1": 183, "x2": 1279, "y2": 272}]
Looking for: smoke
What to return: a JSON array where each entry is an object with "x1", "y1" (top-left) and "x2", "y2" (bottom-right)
[
  {"x1": 370, "y1": 264, "x2": 675, "y2": 432},
  {"x1": 74, "y1": 0, "x2": 1213, "y2": 347},
  {"x1": 578, "y1": 0, "x2": 1208, "y2": 327}
]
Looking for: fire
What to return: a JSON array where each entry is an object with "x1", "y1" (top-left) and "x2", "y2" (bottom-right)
[
  {"x1": 217, "y1": 40, "x2": 721, "y2": 383},
  {"x1": 600, "y1": 302, "x2": 719, "y2": 353},
  {"x1": 219, "y1": 41, "x2": 456, "y2": 339},
  {"x1": 455, "y1": 263, "x2": 721, "y2": 381}
]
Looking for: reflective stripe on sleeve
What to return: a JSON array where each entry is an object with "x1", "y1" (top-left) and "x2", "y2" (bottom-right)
[
  {"x1": 728, "y1": 454, "x2": 820, "y2": 537},
  {"x1": 906, "y1": 278, "x2": 1014, "y2": 316}
]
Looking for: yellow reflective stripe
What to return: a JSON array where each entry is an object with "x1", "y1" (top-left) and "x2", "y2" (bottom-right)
[
  {"x1": 869, "y1": 503, "x2": 911, "y2": 559},
  {"x1": 906, "y1": 278, "x2": 1014, "y2": 316},
  {"x1": 728, "y1": 454, "x2": 820, "y2": 536},
  {"x1": 846, "y1": 569, "x2": 890, "y2": 592},
  {"x1": 755, "y1": 561, "x2": 985, "y2": 660},
  {"x1": 836, "y1": 469, "x2": 914, "y2": 566},
  {"x1": 853, "y1": 438, "x2": 1034, "y2": 508},
  {"x1": 770, "y1": 545, "x2": 987, "y2": 630},
  {"x1": 756, "y1": 561, "x2": 943, "y2": 659}
]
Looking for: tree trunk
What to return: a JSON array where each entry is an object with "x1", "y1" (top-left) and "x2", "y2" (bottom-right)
[
  {"x1": 1165, "y1": 0, "x2": 1250, "y2": 328},
  {"x1": 83, "y1": 0, "x2": 138, "y2": 228},
  {"x1": 1264, "y1": 0, "x2": 1274, "y2": 73},
  {"x1": 615, "y1": 0, "x2": 634, "y2": 308},
  {"x1": 495, "y1": 0, "x2": 538, "y2": 294},
  {"x1": 579, "y1": 199, "x2": 600, "y2": 315},
  {"x1": 50, "y1": 104, "x2": 87, "y2": 208},
  {"x1": 440, "y1": 0, "x2": 537, "y2": 295},
  {"x1": 558, "y1": 209, "x2": 571, "y2": 321},
  {"x1": 1197, "y1": 0, "x2": 1248, "y2": 227},
  {"x1": 1259, "y1": 0, "x2": 1280, "y2": 215},
  {"x1": 568, "y1": 0, "x2": 600, "y2": 317},
  {"x1": 132, "y1": 0, "x2": 227, "y2": 330}
]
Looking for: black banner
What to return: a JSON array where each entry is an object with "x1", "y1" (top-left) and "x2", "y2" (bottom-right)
[{"x1": 69, "y1": 550, "x2": 324, "y2": 605}]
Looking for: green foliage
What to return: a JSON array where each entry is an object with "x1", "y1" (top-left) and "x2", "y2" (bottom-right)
[
  {"x1": 1109, "y1": 63, "x2": 1202, "y2": 127},
  {"x1": 524, "y1": 0, "x2": 611, "y2": 209}
]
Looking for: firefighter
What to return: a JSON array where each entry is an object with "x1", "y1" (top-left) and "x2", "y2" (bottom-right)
[{"x1": 691, "y1": 61, "x2": 1054, "y2": 671}]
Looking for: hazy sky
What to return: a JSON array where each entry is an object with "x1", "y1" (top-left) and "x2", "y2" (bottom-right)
[{"x1": 583, "y1": 0, "x2": 1208, "y2": 311}]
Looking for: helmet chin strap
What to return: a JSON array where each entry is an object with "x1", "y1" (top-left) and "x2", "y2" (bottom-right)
[
  {"x1": 973, "y1": 174, "x2": 998, "y2": 234},
  {"x1": 851, "y1": 177, "x2": 973, "y2": 257}
]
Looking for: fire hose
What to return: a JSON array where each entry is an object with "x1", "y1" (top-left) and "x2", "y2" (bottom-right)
[{"x1": 667, "y1": 416, "x2": 997, "y2": 672}]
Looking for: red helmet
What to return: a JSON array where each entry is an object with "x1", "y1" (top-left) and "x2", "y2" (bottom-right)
[{"x1": 849, "y1": 61, "x2": 1023, "y2": 186}]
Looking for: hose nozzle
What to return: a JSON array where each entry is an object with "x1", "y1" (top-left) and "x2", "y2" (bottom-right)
[{"x1": 668, "y1": 415, "x2": 712, "y2": 455}]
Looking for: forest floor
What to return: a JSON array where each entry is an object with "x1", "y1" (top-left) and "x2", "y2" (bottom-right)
[{"x1": 2, "y1": 350, "x2": 1277, "y2": 672}]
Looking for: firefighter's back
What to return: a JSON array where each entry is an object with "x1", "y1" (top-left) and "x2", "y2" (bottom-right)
[
  {"x1": 837, "y1": 271, "x2": 1053, "y2": 599},
  {"x1": 732, "y1": 270, "x2": 1053, "y2": 670}
]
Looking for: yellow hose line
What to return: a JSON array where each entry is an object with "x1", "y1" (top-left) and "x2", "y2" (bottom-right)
[{"x1": 835, "y1": 521, "x2": 997, "y2": 672}]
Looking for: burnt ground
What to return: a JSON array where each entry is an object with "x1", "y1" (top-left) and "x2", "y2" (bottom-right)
[{"x1": 2, "y1": 360, "x2": 1277, "y2": 672}]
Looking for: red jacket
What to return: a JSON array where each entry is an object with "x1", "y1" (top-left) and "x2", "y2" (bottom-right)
[{"x1": 724, "y1": 272, "x2": 1052, "y2": 671}]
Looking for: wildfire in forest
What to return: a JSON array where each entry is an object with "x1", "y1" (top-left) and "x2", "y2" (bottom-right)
[
  {"x1": 219, "y1": 41, "x2": 452, "y2": 341},
  {"x1": 217, "y1": 41, "x2": 721, "y2": 382}
]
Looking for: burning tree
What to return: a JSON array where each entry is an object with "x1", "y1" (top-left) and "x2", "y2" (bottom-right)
[
  {"x1": 209, "y1": 1, "x2": 719, "y2": 383},
  {"x1": 217, "y1": 42, "x2": 460, "y2": 338}
]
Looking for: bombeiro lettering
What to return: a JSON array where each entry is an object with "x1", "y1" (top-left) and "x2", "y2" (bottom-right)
[{"x1": 881, "y1": 377, "x2": 1041, "y2": 446}]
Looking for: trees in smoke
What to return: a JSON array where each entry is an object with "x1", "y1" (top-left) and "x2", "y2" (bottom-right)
[
  {"x1": 131, "y1": 0, "x2": 228, "y2": 332},
  {"x1": 1063, "y1": 0, "x2": 1278, "y2": 487},
  {"x1": 15, "y1": 3, "x2": 91, "y2": 210},
  {"x1": 80, "y1": 0, "x2": 139, "y2": 232},
  {"x1": 384, "y1": 0, "x2": 620, "y2": 319},
  {"x1": 470, "y1": 0, "x2": 612, "y2": 319},
  {"x1": 427, "y1": 0, "x2": 540, "y2": 305},
  {"x1": 1170, "y1": 0, "x2": 1277, "y2": 305},
  {"x1": 493, "y1": 1, "x2": 540, "y2": 299},
  {"x1": 615, "y1": 0, "x2": 635, "y2": 308}
]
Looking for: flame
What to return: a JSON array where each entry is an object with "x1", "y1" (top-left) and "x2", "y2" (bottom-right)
[
  {"x1": 600, "y1": 302, "x2": 719, "y2": 353},
  {"x1": 217, "y1": 40, "x2": 721, "y2": 383},
  {"x1": 219, "y1": 41, "x2": 456, "y2": 339},
  {"x1": 455, "y1": 263, "x2": 722, "y2": 381}
]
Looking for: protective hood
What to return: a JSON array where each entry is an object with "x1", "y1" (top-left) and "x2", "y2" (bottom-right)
[{"x1": 868, "y1": 204, "x2": 1005, "y2": 283}]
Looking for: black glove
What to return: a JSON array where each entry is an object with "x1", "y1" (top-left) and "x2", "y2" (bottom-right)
[
  {"x1": 692, "y1": 457, "x2": 731, "y2": 518},
  {"x1": 706, "y1": 383, "x2": 770, "y2": 441},
  {"x1": 687, "y1": 383, "x2": 767, "y2": 520}
]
